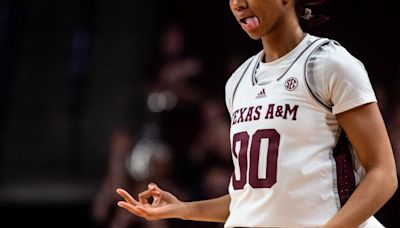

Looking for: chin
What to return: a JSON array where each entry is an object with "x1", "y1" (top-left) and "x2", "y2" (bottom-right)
[{"x1": 247, "y1": 32, "x2": 262, "y2": 40}]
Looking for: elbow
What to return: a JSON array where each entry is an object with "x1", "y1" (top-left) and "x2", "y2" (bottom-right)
[
  {"x1": 384, "y1": 167, "x2": 398, "y2": 196},
  {"x1": 392, "y1": 173, "x2": 398, "y2": 193},
  {"x1": 389, "y1": 176, "x2": 398, "y2": 200},
  {"x1": 390, "y1": 164, "x2": 398, "y2": 191},
  {"x1": 369, "y1": 165, "x2": 398, "y2": 197}
]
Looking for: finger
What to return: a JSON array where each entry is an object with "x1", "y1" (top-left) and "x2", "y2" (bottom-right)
[
  {"x1": 117, "y1": 201, "x2": 147, "y2": 217},
  {"x1": 148, "y1": 183, "x2": 162, "y2": 192},
  {"x1": 116, "y1": 188, "x2": 138, "y2": 205},
  {"x1": 118, "y1": 201, "x2": 158, "y2": 221},
  {"x1": 116, "y1": 188, "x2": 139, "y2": 206},
  {"x1": 147, "y1": 183, "x2": 162, "y2": 205},
  {"x1": 138, "y1": 189, "x2": 154, "y2": 205},
  {"x1": 152, "y1": 190, "x2": 162, "y2": 206}
]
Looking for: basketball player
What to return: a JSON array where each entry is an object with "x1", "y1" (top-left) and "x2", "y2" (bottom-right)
[{"x1": 116, "y1": 0, "x2": 398, "y2": 227}]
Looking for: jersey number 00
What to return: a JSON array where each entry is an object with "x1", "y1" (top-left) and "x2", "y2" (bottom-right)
[{"x1": 232, "y1": 129, "x2": 280, "y2": 190}]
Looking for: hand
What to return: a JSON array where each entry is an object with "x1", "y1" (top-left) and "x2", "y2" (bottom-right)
[{"x1": 116, "y1": 183, "x2": 186, "y2": 221}]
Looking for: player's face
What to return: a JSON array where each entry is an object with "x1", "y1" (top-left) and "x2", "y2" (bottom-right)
[{"x1": 229, "y1": 0, "x2": 289, "y2": 40}]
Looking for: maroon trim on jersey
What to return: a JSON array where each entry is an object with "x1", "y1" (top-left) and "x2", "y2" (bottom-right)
[
  {"x1": 232, "y1": 56, "x2": 256, "y2": 108},
  {"x1": 303, "y1": 39, "x2": 332, "y2": 111},
  {"x1": 275, "y1": 38, "x2": 323, "y2": 82},
  {"x1": 333, "y1": 131, "x2": 356, "y2": 207},
  {"x1": 251, "y1": 54, "x2": 262, "y2": 85}
]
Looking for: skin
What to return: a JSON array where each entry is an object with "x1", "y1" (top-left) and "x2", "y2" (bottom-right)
[
  {"x1": 325, "y1": 103, "x2": 397, "y2": 227},
  {"x1": 117, "y1": 0, "x2": 398, "y2": 226}
]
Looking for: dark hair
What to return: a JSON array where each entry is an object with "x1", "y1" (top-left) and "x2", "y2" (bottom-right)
[{"x1": 296, "y1": 0, "x2": 329, "y2": 27}]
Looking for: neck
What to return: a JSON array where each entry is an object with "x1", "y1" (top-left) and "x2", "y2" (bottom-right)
[{"x1": 261, "y1": 19, "x2": 305, "y2": 63}]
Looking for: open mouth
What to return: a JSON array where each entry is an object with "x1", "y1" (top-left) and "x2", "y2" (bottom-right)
[
  {"x1": 239, "y1": 17, "x2": 248, "y2": 24},
  {"x1": 239, "y1": 16, "x2": 260, "y2": 29}
]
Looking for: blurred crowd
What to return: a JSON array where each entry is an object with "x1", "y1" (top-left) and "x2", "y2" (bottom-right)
[
  {"x1": 90, "y1": 23, "x2": 238, "y2": 228},
  {"x1": 89, "y1": 23, "x2": 400, "y2": 228}
]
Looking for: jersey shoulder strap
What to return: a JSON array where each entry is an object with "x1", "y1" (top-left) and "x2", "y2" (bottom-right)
[
  {"x1": 304, "y1": 38, "x2": 335, "y2": 111},
  {"x1": 230, "y1": 52, "x2": 262, "y2": 108}
]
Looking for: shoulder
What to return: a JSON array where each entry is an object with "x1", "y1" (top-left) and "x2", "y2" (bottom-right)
[
  {"x1": 304, "y1": 37, "x2": 374, "y2": 112},
  {"x1": 224, "y1": 51, "x2": 260, "y2": 115},
  {"x1": 225, "y1": 51, "x2": 260, "y2": 91},
  {"x1": 309, "y1": 38, "x2": 367, "y2": 76}
]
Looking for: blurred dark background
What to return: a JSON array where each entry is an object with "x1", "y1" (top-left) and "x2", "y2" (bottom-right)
[{"x1": 0, "y1": 0, "x2": 399, "y2": 227}]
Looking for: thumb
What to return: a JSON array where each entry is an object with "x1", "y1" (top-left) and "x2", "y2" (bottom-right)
[
  {"x1": 148, "y1": 183, "x2": 162, "y2": 205},
  {"x1": 148, "y1": 183, "x2": 161, "y2": 191}
]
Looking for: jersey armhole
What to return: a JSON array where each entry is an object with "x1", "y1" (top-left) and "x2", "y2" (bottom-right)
[
  {"x1": 231, "y1": 55, "x2": 256, "y2": 108},
  {"x1": 304, "y1": 40, "x2": 336, "y2": 112}
]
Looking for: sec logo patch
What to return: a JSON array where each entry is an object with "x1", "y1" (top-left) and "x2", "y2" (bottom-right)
[{"x1": 285, "y1": 77, "x2": 298, "y2": 91}]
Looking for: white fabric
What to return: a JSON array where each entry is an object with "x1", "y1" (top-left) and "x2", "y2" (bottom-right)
[
  {"x1": 224, "y1": 34, "x2": 381, "y2": 227},
  {"x1": 304, "y1": 39, "x2": 377, "y2": 114}
]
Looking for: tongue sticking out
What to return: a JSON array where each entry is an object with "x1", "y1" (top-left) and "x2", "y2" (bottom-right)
[{"x1": 244, "y1": 16, "x2": 260, "y2": 29}]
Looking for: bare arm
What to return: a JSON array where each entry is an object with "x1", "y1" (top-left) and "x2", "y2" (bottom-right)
[
  {"x1": 116, "y1": 184, "x2": 230, "y2": 223},
  {"x1": 324, "y1": 103, "x2": 398, "y2": 228},
  {"x1": 183, "y1": 194, "x2": 231, "y2": 222}
]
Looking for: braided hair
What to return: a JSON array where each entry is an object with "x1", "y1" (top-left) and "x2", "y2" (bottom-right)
[{"x1": 295, "y1": 0, "x2": 329, "y2": 27}]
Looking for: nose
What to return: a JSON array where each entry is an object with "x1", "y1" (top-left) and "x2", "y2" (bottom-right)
[{"x1": 230, "y1": 0, "x2": 248, "y2": 11}]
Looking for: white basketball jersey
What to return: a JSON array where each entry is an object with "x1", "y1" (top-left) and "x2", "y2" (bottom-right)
[{"x1": 224, "y1": 34, "x2": 383, "y2": 227}]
